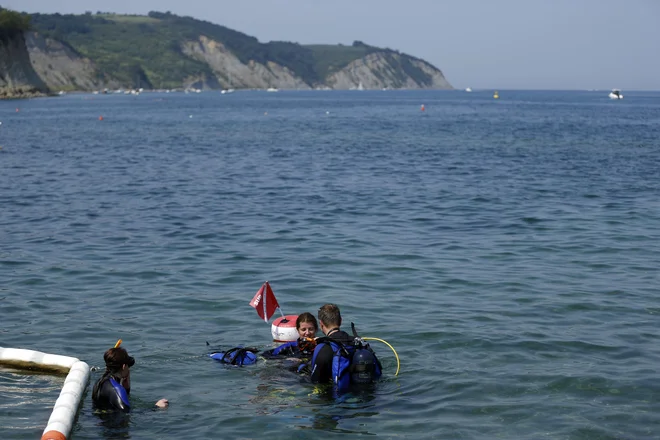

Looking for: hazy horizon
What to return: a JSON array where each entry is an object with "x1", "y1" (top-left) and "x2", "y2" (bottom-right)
[{"x1": 4, "y1": 0, "x2": 660, "y2": 91}]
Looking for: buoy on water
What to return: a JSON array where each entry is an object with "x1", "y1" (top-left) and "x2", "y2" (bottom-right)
[
  {"x1": 420, "y1": 104, "x2": 425, "y2": 112},
  {"x1": 271, "y1": 315, "x2": 299, "y2": 343},
  {"x1": 98, "y1": 116, "x2": 103, "y2": 121},
  {"x1": 493, "y1": 91, "x2": 499, "y2": 99}
]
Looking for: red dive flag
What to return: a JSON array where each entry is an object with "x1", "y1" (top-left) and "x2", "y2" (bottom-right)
[{"x1": 249, "y1": 282, "x2": 280, "y2": 322}]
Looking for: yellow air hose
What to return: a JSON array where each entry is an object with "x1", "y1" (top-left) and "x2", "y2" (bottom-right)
[{"x1": 363, "y1": 337, "x2": 400, "y2": 376}]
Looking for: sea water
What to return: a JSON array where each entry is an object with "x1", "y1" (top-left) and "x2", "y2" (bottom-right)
[{"x1": 1, "y1": 90, "x2": 659, "y2": 439}]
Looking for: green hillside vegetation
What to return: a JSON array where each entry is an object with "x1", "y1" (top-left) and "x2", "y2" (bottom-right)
[
  {"x1": 0, "y1": 8, "x2": 31, "y2": 40},
  {"x1": 304, "y1": 44, "x2": 374, "y2": 77},
  {"x1": 30, "y1": 12, "x2": 211, "y2": 88},
  {"x1": 26, "y1": 11, "x2": 436, "y2": 89},
  {"x1": 28, "y1": 11, "x2": 359, "y2": 89}
]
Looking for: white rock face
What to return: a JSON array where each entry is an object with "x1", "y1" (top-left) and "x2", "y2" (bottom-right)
[
  {"x1": 181, "y1": 36, "x2": 452, "y2": 90},
  {"x1": 327, "y1": 52, "x2": 452, "y2": 90},
  {"x1": 181, "y1": 36, "x2": 311, "y2": 90},
  {"x1": 0, "y1": 32, "x2": 48, "y2": 96},
  {"x1": 25, "y1": 32, "x2": 111, "y2": 91}
]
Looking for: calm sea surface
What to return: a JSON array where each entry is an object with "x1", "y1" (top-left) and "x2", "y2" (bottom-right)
[{"x1": 1, "y1": 90, "x2": 659, "y2": 439}]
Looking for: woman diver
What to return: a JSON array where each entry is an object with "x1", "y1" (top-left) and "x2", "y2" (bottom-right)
[
  {"x1": 262, "y1": 312, "x2": 318, "y2": 359},
  {"x1": 209, "y1": 312, "x2": 319, "y2": 366},
  {"x1": 92, "y1": 343, "x2": 168, "y2": 411}
]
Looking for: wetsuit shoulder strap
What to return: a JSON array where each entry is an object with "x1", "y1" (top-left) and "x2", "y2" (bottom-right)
[
  {"x1": 315, "y1": 337, "x2": 351, "y2": 356},
  {"x1": 310, "y1": 337, "x2": 335, "y2": 368},
  {"x1": 109, "y1": 377, "x2": 130, "y2": 408}
]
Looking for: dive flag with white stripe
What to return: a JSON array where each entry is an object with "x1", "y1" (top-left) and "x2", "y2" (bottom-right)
[{"x1": 249, "y1": 282, "x2": 280, "y2": 322}]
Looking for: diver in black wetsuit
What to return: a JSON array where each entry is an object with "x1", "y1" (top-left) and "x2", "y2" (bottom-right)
[
  {"x1": 92, "y1": 346, "x2": 134, "y2": 412},
  {"x1": 309, "y1": 304, "x2": 354, "y2": 383},
  {"x1": 92, "y1": 343, "x2": 168, "y2": 412}
]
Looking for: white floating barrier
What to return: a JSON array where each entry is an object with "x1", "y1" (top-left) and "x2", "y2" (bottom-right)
[{"x1": 0, "y1": 347, "x2": 90, "y2": 440}]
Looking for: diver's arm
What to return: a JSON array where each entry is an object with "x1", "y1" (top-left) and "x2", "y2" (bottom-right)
[{"x1": 263, "y1": 340, "x2": 298, "y2": 358}]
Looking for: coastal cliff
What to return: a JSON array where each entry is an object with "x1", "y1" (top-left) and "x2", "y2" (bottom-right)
[
  {"x1": 181, "y1": 35, "x2": 311, "y2": 90},
  {"x1": 3, "y1": 10, "x2": 453, "y2": 94},
  {"x1": 0, "y1": 31, "x2": 48, "y2": 98},
  {"x1": 25, "y1": 32, "x2": 109, "y2": 91},
  {"x1": 181, "y1": 36, "x2": 450, "y2": 91},
  {"x1": 327, "y1": 52, "x2": 452, "y2": 90}
]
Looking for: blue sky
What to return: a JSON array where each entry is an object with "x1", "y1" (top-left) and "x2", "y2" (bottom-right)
[{"x1": 5, "y1": 0, "x2": 660, "y2": 90}]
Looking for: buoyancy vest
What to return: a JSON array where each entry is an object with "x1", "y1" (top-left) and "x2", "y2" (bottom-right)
[
  {"x1": 209, "y1": 347, "x2": 258, "y2": 366},
  {"x1": 312, "y1": 323, "x2": 382, "y2": 393}
]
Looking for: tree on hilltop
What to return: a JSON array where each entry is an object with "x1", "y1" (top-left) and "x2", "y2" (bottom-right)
[{"x1": 0, "y1": 8, "x2": 31, "y2": 39}]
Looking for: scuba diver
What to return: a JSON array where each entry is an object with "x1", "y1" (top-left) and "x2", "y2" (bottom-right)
[
  {"x1": 262, "y1": 312, "x2": 318, "y2": 359},
  {"x1": 308, "y1": 304, "x2": 382, "y2": 392},
  {"x1": 208, "y1": 305, "x2": 394, "y2": 394},
  {"x1": 209, "y1": 312, "x2": 319, "y2": 366},
  {"x1": 92, "y1": 341, "x2": 168, "y2": 412}
]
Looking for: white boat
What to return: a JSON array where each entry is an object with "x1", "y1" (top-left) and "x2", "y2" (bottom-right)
[
  {"x1": 222, "y1": 71, "x2": 235, "y2": 94},
  {"x1": 266, "y1": 87, "x2": 279, "y2": 92},
  {"x1": 609, "y1": 89, "x2": 623, "y2": 99},
  {"x1": 465, "y1": 87, "x2": 472, "y2": 92}
]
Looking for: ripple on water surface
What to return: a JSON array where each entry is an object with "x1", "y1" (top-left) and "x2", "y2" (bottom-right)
[{"x1": 1, "y1": 91, "x2": 660, "y2": 439}]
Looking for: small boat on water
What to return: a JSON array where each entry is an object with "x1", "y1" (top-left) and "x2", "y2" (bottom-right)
[
  {"x1": 222, "y1": 71, "x2": 235, "y2": 94},
  {"x1": 609, "y1": 89, "x2": 623, "y2": 99},
  {"x1": 266, "y1": 87, "x2": 279, "y2": 92},
  {"x1": 465, "y1": 87, "x2": 472, "y2": 92}
]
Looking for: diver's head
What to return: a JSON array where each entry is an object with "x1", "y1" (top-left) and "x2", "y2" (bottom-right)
[
  {"x1": 296, "y1": 312, "x2": 318, "y2": 339},
  {"x1": 317, "y1": 304, "x2": 341, "y2": 335},
  {"x1": 103, "y1": 347, "x2": 134, "y2": 392},
  {"x1": 104, "y1": 347, "x2": 135, "y2": 372}
]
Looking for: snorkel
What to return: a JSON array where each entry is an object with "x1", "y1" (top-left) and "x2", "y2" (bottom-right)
[{"x1": 105, "y1": 339, "x2": 134, "y2": 393}]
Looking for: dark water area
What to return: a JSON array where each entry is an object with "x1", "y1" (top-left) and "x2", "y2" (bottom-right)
[{"x1": 1, "y1": 89, "x2": 660, "y2": 439}]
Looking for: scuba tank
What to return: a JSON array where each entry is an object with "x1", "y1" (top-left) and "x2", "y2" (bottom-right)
[
  {"x1": 350, "y1": 348, "x2": 378, "y2": 384},
  {"x1": 349, "y1": 323, "x2": 382, "y2": 384}
]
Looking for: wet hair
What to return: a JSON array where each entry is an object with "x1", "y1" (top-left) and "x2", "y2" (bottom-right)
[
  {"x1": 317, "y1": 304, "x2": 342, "y2": 328},
  {"x1": 103, "y1": 347, "x2": 135, "y2": 373},
  {"x1": 296, "y1": 312, "x2": 318, "y2": 331}
]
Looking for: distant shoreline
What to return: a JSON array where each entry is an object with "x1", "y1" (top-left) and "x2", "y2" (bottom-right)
[{"x1": 0, "y1": 87, "x2": 48, "y2": 100}]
